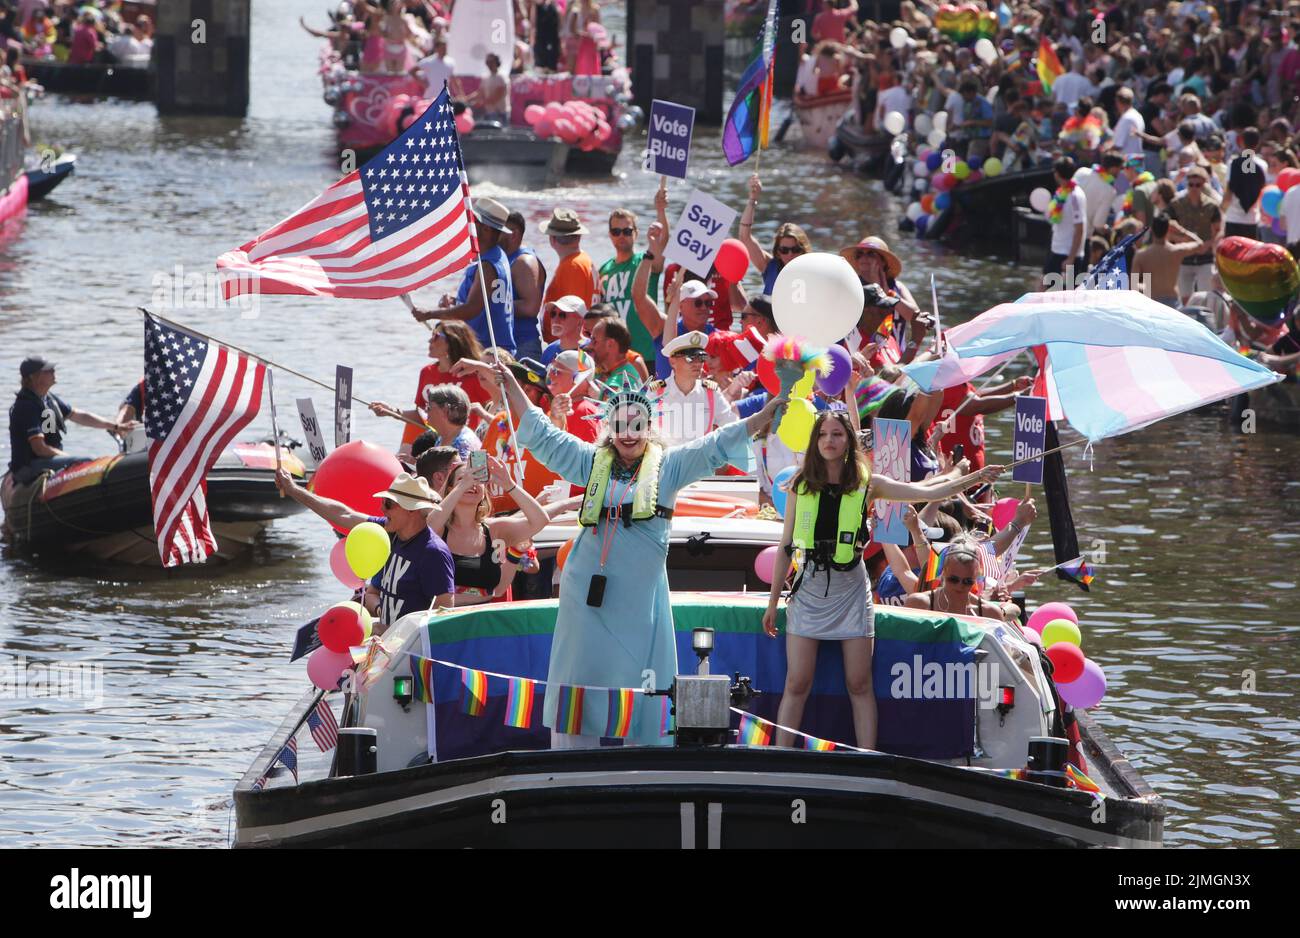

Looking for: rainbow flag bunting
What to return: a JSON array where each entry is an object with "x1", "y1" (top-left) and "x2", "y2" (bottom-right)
[
  {"x1": 556, "y1": 684, "x2": 586, "y2": 735},
  {"x1": 605, "y1": 688, "x2": 636, "y2": 738},
  {"x1": 659, "y1": 697, "x2": 673, "y2": 737},
  {"x1": 1059, "y1": 557, "x2": 1095, "y2": 587},
  {"x1": 408, "y1": 654, "x2": 435, "y2": 704},
  {"x1": 504, "y1": 676, "x2": 536, "y2": 729},
  {"x1": 1036, "y1": 37, "x2": 1064, "y2": 93},
  {"x1": 737, "y1": 712, "x2": 772, "y2": 746},
  {"x1": 460, "y1": 667, "x2": 488, "y2": 717},
  {"x1": 802, "y1": 735, "x2": 835, "y2": 752}
]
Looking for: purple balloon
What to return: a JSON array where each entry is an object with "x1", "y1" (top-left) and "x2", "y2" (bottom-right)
[
  {"x1": 815, "y1": 344, "x2": 853, "y2": 396},
  {"x1": 1272, "y1": 216, "x2": 1286, "y2": 237},
  {"x1": 1057, "y1": 658, "x2": 1106, "y2": 709}
]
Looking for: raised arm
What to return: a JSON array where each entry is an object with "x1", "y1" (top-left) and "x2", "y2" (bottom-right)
[
  {"x1": 632, "y1": 224, "x2": 669, "y2": 338},
  {"x1": 485, "y1": 456, "x2": 549, "y2": 543},
  {"x1": 738, "y1": 173, "x2": 773, "y2": 271},
  {"x1": 275, "y1": 467, "x2": 372, "y2": 531}
]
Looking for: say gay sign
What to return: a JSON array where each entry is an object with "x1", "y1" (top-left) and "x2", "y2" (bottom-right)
[{"x1": 646, "y1": 99, "x2": 695, "y2": 178}]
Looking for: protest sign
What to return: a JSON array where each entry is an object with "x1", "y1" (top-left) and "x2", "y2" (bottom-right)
[
  {"x1": 646, "y1": 99, "x2": 695, "y2": 178},
  {"x1": 295, "y1": 398, "x2": 329, "y2": 469},
  {"x1": 334, "y1": 365, "x2": 353, "y2": 448},
  {"x1": 664, "y1": 190, "x2": 737, "y2": 277},
  {"x1": 871, "y1": 417, "x2": 911, "y2": 545},
  {"x1": 1011, "y1": 396, "x2": 1048, "y2": 484}
]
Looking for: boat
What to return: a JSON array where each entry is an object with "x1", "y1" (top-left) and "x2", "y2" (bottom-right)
[
  {"x1": 24, "y1": 152, "x2": 76, "y2": 201},
  {"x1": 828, "y1": 113, "x2": 893, "y2": 177},
  {"x1": 18, "y1": 0, "x2": 155, "y2": 100},
  {"x1": 1, "y1": 440, "x2": 308, "y2": 565},
  {"x1": 956, "y1": 166, "x2": 1056, "y2": 252},
  {"x1": 793, "y1": 88, "x2": 853, "y2": 152},
  {"x1": 0, "y1": 99, "x2": 28, "y2": 228},
  {"x1": 233, "y1": 593, "x2": 1163, "y2": 848}
]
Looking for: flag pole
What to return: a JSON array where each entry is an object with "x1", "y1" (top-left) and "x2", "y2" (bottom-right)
[
  {"x1": 136, "y1": 308, "x2": 427, "y2": 431},
  {"x1": 267, "y1": 369, "x2": 283, "y2": 496},
  {"x1": 400, "y1": 293, "x2": 435, "y2": 332},
  {"x1": 1004, "y1": 435, "x2": 1089, "y2": 471}
]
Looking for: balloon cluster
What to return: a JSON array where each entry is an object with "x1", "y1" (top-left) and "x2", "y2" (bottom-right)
[
  {"x1": 1259, "y1": 168, "x2": 1299, "y2": 239},
  {"x1": 906, "y1": 137, "x2": 1004, "y2": 237},
  {"x1": 1023, "y1": 602, "x2": 1107, "y2": 710},
  {"x1": 307, "y1": 520, "x2": 392, "y2": 691},
  {"x1": 524, "y1": 99, "x2": 614, "y2": 151},
  {"x1": 933, "y1": 4, "x2": 997, "y2": 44}
]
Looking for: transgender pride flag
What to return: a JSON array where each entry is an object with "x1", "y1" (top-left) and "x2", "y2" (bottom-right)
[{"x1": 903, "y1": 290, "x2": 1281, "y2": 442}]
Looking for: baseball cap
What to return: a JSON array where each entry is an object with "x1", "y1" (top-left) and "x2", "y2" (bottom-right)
[
  {"x1": 679, "y1": 280, "x2": 718, "y2": 302},
  {"x1": 20, "y1": 357, "x2": 55, "y2": 378}
]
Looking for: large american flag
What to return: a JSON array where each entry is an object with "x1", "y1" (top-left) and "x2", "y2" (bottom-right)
[
  {"x1": 144, "y1": 312, "x2": 266, "y2": 566},
  {"x1": 217, "y1": 89, "x2": 477, "y2": 299}
]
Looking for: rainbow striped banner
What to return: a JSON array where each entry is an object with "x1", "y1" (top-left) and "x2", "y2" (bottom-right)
[
  {"x1": 921, "y1": 548, "x2": 943, "y2": 589},
  {"x1": 737, "y1": 712, "x2": 772, "y2": 746},
  {"x1": 408, "y1": 654, "x2": 435, "y2": 703},
  {"x1": 555, "y1": 685, "x2": 585, "y2": 735},
  {"x1": 659, "y1": 697, "x2": 673, "y2": 737},
  {"x1": 802, "y1": 735, "x2": 836, "y2": 752},
  {"x1": 504, "y1": 676, "x2": 536, "y2": 729},
  {"x1": 605, "y1": 688, "x2": 635, "y2": 738},
  {"x1": 460, "y1": 667, "x2": 488, "y2": 717},
  {"x1": 1065, "y1": 764, "x2": 1102, "y2": 794}
]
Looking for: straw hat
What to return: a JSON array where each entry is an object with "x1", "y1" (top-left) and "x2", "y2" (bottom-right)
[
  {"x1": 472, "y1": 197, "x2": 511, "y2": 232},
  {"x1": 840, "y1": 236, "x2": 903, "y2": 279},
  {"x1": 372, "y1": 472, "x2": 439, "y2": 511}
]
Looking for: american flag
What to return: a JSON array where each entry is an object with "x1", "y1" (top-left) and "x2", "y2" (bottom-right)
[
  {"x1": 252, "y1": 736, "x2": 299, "y2": 790},
  {"x1": 306, "y1": 698, "x2": 339, "y2": 751},
  {"x1": 217, "y1": 88, "x2": 477, "y2": 299},
  {"x1": 144, "y1": 312, "x2": 266, "y2": 566}
]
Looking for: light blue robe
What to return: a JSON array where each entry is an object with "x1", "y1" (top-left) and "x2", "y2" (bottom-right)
[{"x1": 516, "y1": 406, "x2": 754, "y2": 743}]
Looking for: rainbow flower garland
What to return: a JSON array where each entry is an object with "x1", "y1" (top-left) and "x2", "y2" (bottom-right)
[
  {"x1": 1120, "y1": 172, "x2": 1154, "y2": 216},
  {"x1": 1046, "y1": 179, "x2": 1077, "y2": 224}
]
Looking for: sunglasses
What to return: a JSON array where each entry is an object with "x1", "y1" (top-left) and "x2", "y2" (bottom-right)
[
  {"x1": 1187, "y1": 180, "x2": 1205, "y2": 187},
  {"x1": 609, "y1": 227, "x2": 635, "y2": 236},
  {"x1": 676, "y1": 350, "x2": 707, "y2": 362},
  {"x1": 776, "y1": 246, "x2": 803, "y2": 256},
  {"x1": 381, "y1": 498, "x2": 398, "y2": 511},
  {"x1": 552, "y1": 310, "x2": 571, "y2": 319},
  {"x1": 946, "y1": 575, "x2": 977, "y2": 587}
]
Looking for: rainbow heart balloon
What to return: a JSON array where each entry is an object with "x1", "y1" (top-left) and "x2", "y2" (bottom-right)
[
  {"x1": 977, "y1": 10, "x2": 998, "y2": 39},
  {"x1": 1216, "y1": 236, "x2": 1300, "y2": 324}
]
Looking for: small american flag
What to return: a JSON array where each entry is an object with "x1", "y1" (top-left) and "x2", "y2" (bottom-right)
[
  {"x1": 252, "y1": 736, "x2": 299, "y2": 790},
  {"x1": 217, "y1": 88, "x2": 477, "y2": 299},
  {"x1": 306, "y1": 698, "x2": 339, "y2": 751},
  {"x1": 144, "y1": 312, "x2": 266, "y2": 567}
]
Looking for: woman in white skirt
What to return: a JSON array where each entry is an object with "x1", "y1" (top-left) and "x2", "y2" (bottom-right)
[{"x1": 761, "y1": 410, "x2": 1003, "y2": 749}]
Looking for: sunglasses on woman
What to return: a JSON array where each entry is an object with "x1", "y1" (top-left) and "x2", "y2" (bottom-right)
[
  {"x1": 946, "y1": 575, "x2": 977, "y2": 587},
  {"x1": 776, "y1": 245, "x2": 803, "y2": 256}
]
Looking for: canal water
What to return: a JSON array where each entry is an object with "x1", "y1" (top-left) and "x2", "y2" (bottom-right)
[{"x1": 0, "y1": 0, "x2": 1296, "y2": 847}]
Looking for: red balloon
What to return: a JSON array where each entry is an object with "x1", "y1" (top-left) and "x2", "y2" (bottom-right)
[
  {"x1": 318, "y1": 602, "x2": 366, "y2": 653},
  {"x1": 714, "y1": 238, "x2": 749, "y2": 283},
  {"x1": 311, "y1": 441, "x2": 403, "y2": 535},
  {"x1": 1047, "y1": 642, "x2": 1086, "y2": 684},
  {"x1": 756, "y1": 355, "x2": 780, "y2": 395},
  {"x1": 932, "y1": 173, "x2": 953, "y2": 192},
  {"x1": 1277, "y1": 167, "x2": 1300, "y2": 192}
]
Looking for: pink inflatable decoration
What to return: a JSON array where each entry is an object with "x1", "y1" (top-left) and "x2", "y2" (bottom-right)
[
  {"x1": 329, "y1": 538, "x2": 365, "y2": 590},
  {"x1": 307, "y1": 647, "x2": 354, "y2": 691},
  {"x1": 1025, "y1": 601, "x2": 1078, "y2": 634},
  {"x1": 991, "y1": 497, "x2": 1019, "y2": 531},
  {"x1": 754, "y1": 545, "x2": 779, "y2": 584}
]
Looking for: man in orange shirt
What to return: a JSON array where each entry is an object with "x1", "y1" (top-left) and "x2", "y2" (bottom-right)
[
  {"x1": 476, "y1": 358, "x2": 561, "y2": 513},
  {"x1": 540, "y1": 208, "x2": 596, "y2": 339}
]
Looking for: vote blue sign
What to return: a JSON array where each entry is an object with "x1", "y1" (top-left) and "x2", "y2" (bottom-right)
[
  {"x1": 1011, "y1": 396, "x2": 1048, "y2": 484},
  {"x1": 647, "y1": 99, "x2": 695, "y2": 178}
]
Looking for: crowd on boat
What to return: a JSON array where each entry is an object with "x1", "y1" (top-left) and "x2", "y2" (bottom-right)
[{"x1": 0, "y1": 1, "x2": 154, "y2": 68}]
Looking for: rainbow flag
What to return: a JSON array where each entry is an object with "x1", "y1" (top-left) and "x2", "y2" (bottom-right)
[
  {"x1": 737, "y1": 712, "x2": 772, "y2": 746},
  {"x1": 504, "y1": 676, "x2": 536, "y2": 729},
  {"x1": 1036, "y1": 37, "x2": 1064, "y2": 93},
  {"x1": 460, "y1": 667, "x2": 488, "y2": 717},
  {"x1": 920, "y1": 548, "x2": 943, "y2": 589},
  {"x1": 803, "y1": 735, "x2": 835, "y2": 752},
  {"x1": 555, "y1": 685, "x2": 585, "y2": 735},
  {"x1": 408, "y1": 653, "x2": 435, "y2": 704},
  {"x1": 722, "y1": 0, "x2": 779, "y2": 166},
  {"x1": 1065, "y1": 764, "x2": 1102, "y2": 794},
  {"x1": 659, "y1": 697, "x2": 673, "y2": 737},
  {"x1": 605, "y1": 688, "x2": 635, "y2": 738},
  {"x1": 1059, "y1": 557, "x2": 1095, "y2": 587}
]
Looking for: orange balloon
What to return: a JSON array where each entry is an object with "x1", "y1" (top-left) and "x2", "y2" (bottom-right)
[{"x1": 557, "y1": 537, "x2": 575, "y2": 571}]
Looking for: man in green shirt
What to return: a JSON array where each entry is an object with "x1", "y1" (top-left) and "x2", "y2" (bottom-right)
[{"x1": 598, "y1": 208, "x2": 664, "y2": 363}]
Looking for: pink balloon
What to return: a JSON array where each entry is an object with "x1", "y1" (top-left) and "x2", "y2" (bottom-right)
[
  {"x1": 1056, "y1": 658, "x2": 1106, "y2": 709},
  {"x1": 1025, "y1": 601, "x2": 1078, "y2": 634},
  {"x1": 593, "y1": 122, "x2": 612, "y2": 142},
  {"x1": 554, "y1": 118, "x2": 575, "y2": 138},
  {"x1": 754, "y1": 545, "x2": 779, "y2": 584},
  {"x1": 932, "y1": 173, "x2": 954, "y2": 192},
  {"x1": 524, "y1": 104, "x2": 545, "y2": 125},
  {"x1": 329, "y1": 538, "x2": 365, "y2": 590},
  {"x1": 544, "y1": 101, "x2": 564, "y2": 118},
  {"x1": 455, "y1": 112, "x2": 475, "y2": 135},
  {"x1": 991, "y1": 497, "x2": 1019, "y2": 531},
  {"x1": 307, "y1": 647, "x2": 354, "y2": 691},
  {"x1": 535, "y1": 116, "x2": 555, "y2": 138}
]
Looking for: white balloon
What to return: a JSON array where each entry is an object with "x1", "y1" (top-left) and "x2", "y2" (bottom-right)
[
  {"x1": 772, "y1": 253, "x2": 864, "y2": 347},
  {"x1": 883, "y1": 111, "x2": 906, "y2": 136},
  {"x1": 974, "y1": 38, "x2": 998, "y2": 65},
  {"x1": 913, "y1": 159, "x2": 930, "y2": 177},
  {"x1": 889, "y1": 27, "x2": 908, "y2": 50},
  {"x1": 927, "y1": 128, "x2": 947, "y2": 148},
  {"x1": 933, "y1": 110, "x2": 948, "y2": 132},
  {"x1": 913, "y1": 177, "x2": 929, "y2": 194},
  {"x1": 906, "y1": 201, "x2": 924, "y2": 222},
  {"x1": 913, "y1": 113, "x2": 932, "y2": 136},
  {"x1": 1029, "y1": 187, "x2": 1052, "y2": 214}
]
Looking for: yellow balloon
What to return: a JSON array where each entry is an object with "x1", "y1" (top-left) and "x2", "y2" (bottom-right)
[
  {"x1": 776, "y1": 398, "x2": 817, "y2": 452},
  {"x1": 1041, "y1": 618, "x2": 1082, "y2": 649},
  {"x1": 793, "y1": 371, "x2": 815, "y2": 399},
  {"x1": 983, "y1": 156, "x2": 1003, "y2": 178},
  {"x1": 345, "y1": 521, "x2": 391, "y2": 579}
]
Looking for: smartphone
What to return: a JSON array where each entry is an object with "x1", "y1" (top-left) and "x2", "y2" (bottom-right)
[
  {"x1": 470, "y1": 449, "x2": 489, "y2": 483},
  {"x1": 953, "y1": 443, "x2": 965, "y2": 462}
]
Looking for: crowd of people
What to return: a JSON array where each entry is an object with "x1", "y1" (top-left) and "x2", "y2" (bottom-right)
[
  {"x1": 0, "y1": 1, "x2": 153, "y2": 70},
  {"x1": 789, "y1": 1, "x2": 1300, "y2": 287}
]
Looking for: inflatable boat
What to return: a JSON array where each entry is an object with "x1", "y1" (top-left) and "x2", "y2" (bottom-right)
[
  {"x1": 1, "y1": 440, "x2": 308, "y2": 566},
  {"x1": 234, "y1": 595, "x2": 1164, "y2": 848}
]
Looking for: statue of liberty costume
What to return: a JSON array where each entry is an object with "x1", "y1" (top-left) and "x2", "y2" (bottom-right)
[{"x1": 514, "y1": 388, "x2": 754, "y2": 746}]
